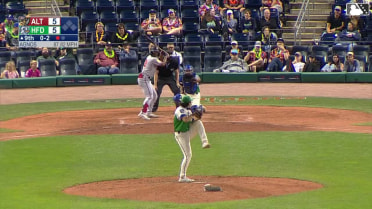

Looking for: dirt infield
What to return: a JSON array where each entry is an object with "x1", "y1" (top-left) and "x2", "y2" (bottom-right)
[{"x1": 0, "y1": 83, "x2": 371, "y2": 203}]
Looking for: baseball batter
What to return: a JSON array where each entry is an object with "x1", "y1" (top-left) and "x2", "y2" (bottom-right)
[
  {"x1": 138, "y1": 46, "x2": 168, "y2": 120},
  {"x1": 174, "y1": 95, "x2": 210, "y2": 183}
]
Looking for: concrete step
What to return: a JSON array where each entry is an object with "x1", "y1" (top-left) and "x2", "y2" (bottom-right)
[
  {"x1": 285, "y1": 14, "x2": 329, "y2": 21},
  {"x1": 286, "y1": 20, "x2": 326, "y2": 28},
  {"x1": 290, "y1": 8, "x2": 333, "y2": 16},
  {"x1": 282, "y1": 32, "x2": 320, "y2": 40},
  {"x1": 24, "y1": 0, "x2": 66, "y2": 7},
  {"x1": 282, "y1": 26, "x2": 324, "y2": 33},
  {"x1": 290, "y1": 2, "x2": 333, "y2": 10}
]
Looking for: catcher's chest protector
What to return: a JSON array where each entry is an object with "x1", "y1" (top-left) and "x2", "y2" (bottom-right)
[{"x1": 182, "y1": 73, "x2": 197, "y2": 94}]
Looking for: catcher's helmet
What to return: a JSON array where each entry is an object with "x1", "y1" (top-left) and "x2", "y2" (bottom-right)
[
  {"x1": 184, "y1": 65, "x2": 193, "y2": 72},
  {"x1": 181, "y1": 95, "x2": 192, "y2": 104}
]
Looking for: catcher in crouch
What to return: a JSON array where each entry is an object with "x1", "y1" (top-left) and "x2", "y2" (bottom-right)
[{"x1": 174, "y1": 95, "x2": 210, "y2": 183}]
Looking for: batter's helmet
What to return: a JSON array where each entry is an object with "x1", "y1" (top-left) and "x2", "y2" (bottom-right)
[{"x1": 150, "y1": 47, "x2": 160, "y2": 57}]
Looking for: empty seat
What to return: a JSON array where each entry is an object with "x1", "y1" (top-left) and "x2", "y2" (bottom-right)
[
  {"x1": 80, "y1": 10, "x2": 99, "y2": 29},
  {"x1": 95, "y1": 0, "x2": 115, "y2": 13},
  {"x1": 38, "y1": 59, "x2": 57, "y2": 76},
  {"x1": 183, "y1": 56, "x2": 201, "y2": 72},
  {"x1": 59, "y1": 58, "x2": 77, "y2": 75},
  {"x1": 17, "y1": 59, "x2": 30, "y2": 77},
  {"x1": 0, "y1": 51, "x2": 12, "y2": 63},
  {"x1": 183, "y1": 45, "x2": 201, "y2": 57},
  {"x1": 115, "y1": 0, "x2": 136, "y2": 11},
  {"x1": 15, "y1": 50, "x2": 33, "y2": 67},
  {"x1": 204, "y1": 55, "x2": 222, "y2": 72},
  {"x1": 182, "y1": 22, "x2": 200, "y2": 36},
  {"x1": 75, "y1": 0, "x2": 95, "y2": 15},
  {"x1": 77, "y1": 48, "x2": 96, "y2": 75},
  {"x1": 119, "y1": 9, "x2": 139, "y2": 23},
  {"x1": 332, "y1": 45, "x2": 348, "y2": 57},
  {"x1": 120, "y1": 56, "x2": 139, "y2": 74},
  {"x1": 99, "y1": 10, "x2": 118, "y2": 25}
]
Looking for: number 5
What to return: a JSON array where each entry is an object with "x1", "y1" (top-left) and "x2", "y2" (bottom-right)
[{"x1": 53, "y1": 18, "x2": 57, "y2": 25}]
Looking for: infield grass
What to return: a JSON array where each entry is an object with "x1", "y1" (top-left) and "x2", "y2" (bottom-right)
[{"x1": 0, "y1": 97, "x2": 371, "y2": 208}]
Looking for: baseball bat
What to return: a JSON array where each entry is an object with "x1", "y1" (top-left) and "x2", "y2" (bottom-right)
[{"x1": 143, "y1": 34, "x2": 170, "y2": 57}]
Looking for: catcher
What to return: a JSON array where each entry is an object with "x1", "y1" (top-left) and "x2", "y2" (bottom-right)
[
  {"x1": 177, "y1": 65, "x2": 206, "y2": 112},
  {"x1": 174, "y1": 95, "x2": 210, "y2": 183}
]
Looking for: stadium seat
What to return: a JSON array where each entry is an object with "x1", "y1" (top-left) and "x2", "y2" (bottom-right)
[
  {"x1": 183, "y1": 33, "x2": 203, "y2": 49},
  {"x1": 180, "y1": 0, "x2": 198, "y2": 10},
  {"x1": 80, "y1": 10, "x2": 99, "y2": 30},
  {"x1": 204, "y1": 34, "x2": 224, "y2": 48},
  {"x1": 181, "y1": 8, "x2": 199, "y2": 23},
  {"x1": 140, "y1": 0, "x2": 159, "y2": 11},
  {"x1": 120, "y1": 56, "x2": 139, "y2": 74},
  {"x1": 292, "y1": 45, "x2": 310, "y2": 61},
  {"x1": 124, "y1": 22, "x2": 139, "y2": 31},
  {"x1": 59, "y1": 58, "x2": 77, "y2": 75},
  {"x1": 311, "y1": 45, "x2": 329, "y2": 57},
  {"x1": 320, "y1": 33, "x2": 336, "y2": 46},
  {"x1": 368, "y1": 55, "x2": 372, "y2": 72},
  {"x1": 182, "y1": 22, "x2": 200, "y2": 36},
  {"x1": 183, "y1": 45, "x2": 201, "y2": 57},
  {"x1": 245, "y1": 0, "x2": 262, "y2": 9},
  {"x1": 104, "y1": 22, "x2": 118, "y2": 33},
  {"x1": 204, "y1": 45, "x2": 223, "y2": 57},
  {"x1": 115, "y1": 0, "x2": 136, "y2": 11},
  {"x1": 77, "y1": 48, "x2": 96, "y2": 75},
  {"x1": 38, "y1": 59, "x2": 57, "y2": 77},
  {"x1": 6, "y1": 1, "x2": 27, "y2": 14},
  {"x1": 352, "y1": 45, "x2": 370, "y2": 63},
  {"x1": 95, "y1": 0, "x2": 115, "y2": 14},
  {"x1": 99, "y1": 10, "x2": 118, "y2": 25},
  {"x1": 159, "y1": 0, "x2": 179, "y2": 12},
  {"x1": 158, "y1": 34, "x2": 177, "y2": 48},
  {"x1": 204, "y1": 55, "x2": 222, "y2": 72},
  {"x1": 231, "y1": 33, "x2": 250, "y2": 50},
  {"x1": 15, "y1": 50, "x2": 33, "y2": 67},
  {"x1": 17, "y1": 59, "x2": 30, "y2": 77},
  {"x1": 183, "y1": 56, "x2": 201, "y2": 72},
  {"x1": 75, "y1": 0, "x2": 95, "y2": 15},
  {"x1": 332, "y1": 45, "x2": 348, "y2": 57},
  {"x1": 0, "y1": 51, "x2": 12, "y2": 63},
  {"x1": 0, "y1": 61, "x2": 7, "y2": 73},
  {"x1": 119, "y1": 9, "x2": 139, "y2": 23}
]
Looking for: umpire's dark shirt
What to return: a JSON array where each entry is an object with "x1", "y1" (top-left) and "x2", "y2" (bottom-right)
[{"x1": 158, "y1": 56, "x2": 179, "y2": 77}]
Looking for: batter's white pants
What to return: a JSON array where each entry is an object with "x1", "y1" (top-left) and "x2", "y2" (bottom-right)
[
  {"x1": 138, "y1": 77, "x2": 157, "y2": 114},
  {"x1": 174, "y1": 120, "x2": 209, "y2": 179}
]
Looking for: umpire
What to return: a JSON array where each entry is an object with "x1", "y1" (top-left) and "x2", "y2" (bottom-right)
[{"x1": 152, "y1": 51, "x2": 181, "y2": 112}]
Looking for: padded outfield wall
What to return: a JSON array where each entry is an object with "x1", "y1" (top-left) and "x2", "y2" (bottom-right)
[{"x1": 1, "y1": 72, "x2": 372, "y2": 89}]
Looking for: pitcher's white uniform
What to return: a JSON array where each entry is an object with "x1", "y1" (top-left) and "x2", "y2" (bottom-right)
[
  {"x1": 138, "y1": 55, "x2": 163, "y2": 118},
  {"x1": 174, "y1": 102, "x2": 210, "y2": 182}
]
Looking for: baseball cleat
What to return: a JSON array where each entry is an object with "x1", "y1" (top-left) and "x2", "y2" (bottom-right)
[
  {"x1": 202, "y1": 142, "x2": 211, "y2": 149},
  {"x1": 138, "y1": 112, "x2": 150, "y2": 120},
  {"x1": 147, "y1": 112, "x2": 159, "y2": 118},
  {"x1": 178, "y1": 177, "x2": 195, "y2": 183}
]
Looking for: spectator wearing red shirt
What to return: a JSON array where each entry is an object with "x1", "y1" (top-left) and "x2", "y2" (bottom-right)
[
  {"x1": 162, "y1": 9, "x2": 183, "y2": 35},
  {"x1": 199, "y1": 0, "x2": 223, "y2": 17},
  {"x1": 267, "y1": 38, "x2": 289, "y2": 71},
  {"x1": 94, "y1": 42, "x2": 119, "y2": 74},
  {"x1": 223, "y1": 0, "x2": 244, "y2": 12},
  {"x1": 25, "y1": 60, "x2": 41, "y2": 77}
]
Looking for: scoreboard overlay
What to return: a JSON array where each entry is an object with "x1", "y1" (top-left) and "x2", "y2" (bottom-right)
[{"x1": 19, "y1": 17, "x2": 79, "y2": 48}]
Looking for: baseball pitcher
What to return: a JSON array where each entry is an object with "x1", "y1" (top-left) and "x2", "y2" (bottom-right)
[{"x1": 174, "y1": 95, "x2": 210, "y2": 183}]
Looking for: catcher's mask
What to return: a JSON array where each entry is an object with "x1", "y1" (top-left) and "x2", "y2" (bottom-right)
[{"x1": 184, "y1": 65, "x2": 193, "y2": 72}]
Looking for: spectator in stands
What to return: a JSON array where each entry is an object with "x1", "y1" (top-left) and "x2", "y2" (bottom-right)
[
  {"x1": 0, "y1": 61, "x2": 19, "y2": 79},
  {"x1": 0, "y1": 21, "x2": 5, "y2": 47},
  {"x1": 166, "y1": 42, "x2": 183, "y2": 68},
  {"x1": 266, "y1": 38, "x2": 289, "y2": 71},
  {"x1": 37, "y1": 47, "x2": 60, "y2": 74},
  {"x1": 17, "y1": 15, "x2": 27, "y2": 27},
  {"x1": 271, "y1": 0, "x2": 283, "y2": 13},
  {"x1": 244, "y1": 41, "x2": 267, "y2": 72},
  {"x1": 240, "y1": 9, "x2": 257, "y2": 39},
  {"x1": 93, "y1": 22, "x2": 110, "y2": 47},
  {"x1": 5, "y1": 22, "x2": 19, "y2": 54},
  {"x1": 213, "y1": 49, "x2": 248, "y2": 72},
  {"x1": 25, "y1": 60, "x2": 41, "y2": 78},
  {"x1": 222, "y1": 10, "x2": 238, "y2": 39},
  {"x1": 260, "y1": 0, "x2": 272, "y2": 12},
  {"x1": 94, "y1": 42, "x2": 119, "y2": 74},
  {"x1": 302, "y1": 54, "x2": 321, "y2": 72},
  {"x1": 344, "y1": 51, "x2": 361, "y2": 72},
  {"x1": 3, "y1": 14, "x2": 15, "y2": 33},
  {"x1": 346, "y1": 15, "x2": 365, "y2": 33},
  {"x1": 256, "y1": 26, "x2": 277, "y2": 52},
  {"x1": 225, "y1": 40, "x2": 243, "y2": 60},
  {"x1": 57, "y1": 47, "x2": 81, "y2": 74},
  {"x1": 325, "y1": 6, "x2": 345, "y2": 34},
  {"x1": 200, "y1": 9, "x2": 222, "y2": 35},
  {"x1": 337, "y1": 22, "x2": 361, "y2": 47},
  {"x1": 199, "y1": 0, "x2": 223, "y2": 17},
  {"x1": 141, "y1": 9, "x2": 162, "y2": 36},
  {"x1": 321, "y1": 54, "x2": 344, "y2": 72},
  {"x1": 111, "y1": 23, "x2": 140, "y2": 46},
  {"x1": 282, "y1": 52, "x2": 305, "y2": 72},
  {"x1": 162, "y1": 9, "x2": 183, "y2": 36},
  {"x1": 118, "y1": 42, "x2": 138, "y2": 59},
  {"x1": 223, "y1": 0, "x2": 244, "y2": 12},
  {"x1": 260, "y1": 8, "x2": 280, "y2": 36}
]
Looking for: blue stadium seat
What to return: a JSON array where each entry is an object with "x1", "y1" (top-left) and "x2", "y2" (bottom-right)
[
  {"x1": 183, "y1": 56, "x2": 202, "y2": 72},
  {"x1": 59, "y1": 58, "x2": 78, "y2": 75},
  {"x1": 159, "y1": 0, "x2": 179, "y2": 12},
  {"x1": 180, "y1": 0, "x2": 198, "y2": 10},
  {"x1": 77, "y1": 48, "x2": 96, "y2": 75},
  {"x1": 17, "y1": 59, "x2": 30, "y2": 77},
  {"x1": 182, "y1": 22, "x2": 200, "y2": 36},
  {"x1": 104, "y1": 22, "x2": 118, "y2": 33},
  {"x1": 6, "y1": 1, "x2": 27, "y2": 14},
  {"x1": 80, "y1": 10, "x2": 99, "y2": 30},
  {"x1": 120, "y1": 56, "x2": 139, "y2": 74},
  {"x1": 140, "y1": 0, "x2": 159, "y2": 11},
  {"x1": 183, "y1": 34, "x2": 204, "y2": 49},
  {"x1": 115, "y1": 0, "x2": 136, "y2": 11},
  {"x1": 231, "y1": 33, "x2": 251, "y2": 50},
  {"x1": 0, "y1": 51, "x2": 12, "y2": 63},
  {"x1": 204, "y1": 34, "x2": 224, "y2": 48},
  {"x1": 352, "y1": 45, "x2": 370, "y2": 63},
  {"x1": 124, "y1": 22, "x2": 139, "y2": 31},
  {"x1": 38, "y1": 59, "x2": 57, "y2": 77},
  {"x1": 332, "y1": 45, "x2": 348, "y2": 57},
  {"x1": 99, "y1": 10, "x2": 118, "y2": 25},
  {"x1": 15, "y1": 50, "x2": 33, "y2": 67},
  {"x1": 95, "y1": 0, "x2": 115, "y2": 13},
  {"x1": 75, "y1": 0, "x2": 95, "y2": 15},
  {"x1": 183, "y1": 45, "x2": 201, "y2": 57},
  {"x1": 158, "y1": 34, "x2": 177, "y2": 48},
  {"x1": 181, "y1": 8, "x2": 199, "y2": 23},
  {"x1": 119, "y1": 9, "x2": 139, "y2": 23},
  {"x1": 204, "y1": 55, "x2": 222, "y2": 72}
]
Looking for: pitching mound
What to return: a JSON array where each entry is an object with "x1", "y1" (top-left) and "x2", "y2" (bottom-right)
[{"x1": 63, "y1": 176, "x2": 323, "y2": 203}]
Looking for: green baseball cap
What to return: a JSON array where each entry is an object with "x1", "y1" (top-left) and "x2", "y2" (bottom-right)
[{"x1": 181, "y1": 95, "x2": 192, "y2": 104}]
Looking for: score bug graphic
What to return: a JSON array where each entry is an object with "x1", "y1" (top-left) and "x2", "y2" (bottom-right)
[{"x1": 19, "y1": 17, "x2": 79, "y2": 48}]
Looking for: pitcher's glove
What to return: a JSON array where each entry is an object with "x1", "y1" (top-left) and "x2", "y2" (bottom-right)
[{"x1": 191, "y1": 105, "x2": 203, "y2": 119}]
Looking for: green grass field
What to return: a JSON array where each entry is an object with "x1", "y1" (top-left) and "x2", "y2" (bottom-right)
[{"x1": 0, "y1": 97, "x2": 371, "y2": 209}]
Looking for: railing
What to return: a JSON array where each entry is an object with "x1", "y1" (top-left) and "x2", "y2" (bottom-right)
[
  {"x1": 294, "y1": 0, "x2": 310, "y2": 46},
  {"x1": 45, "y1": 0, "x2": 62, "y2": 16}
]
